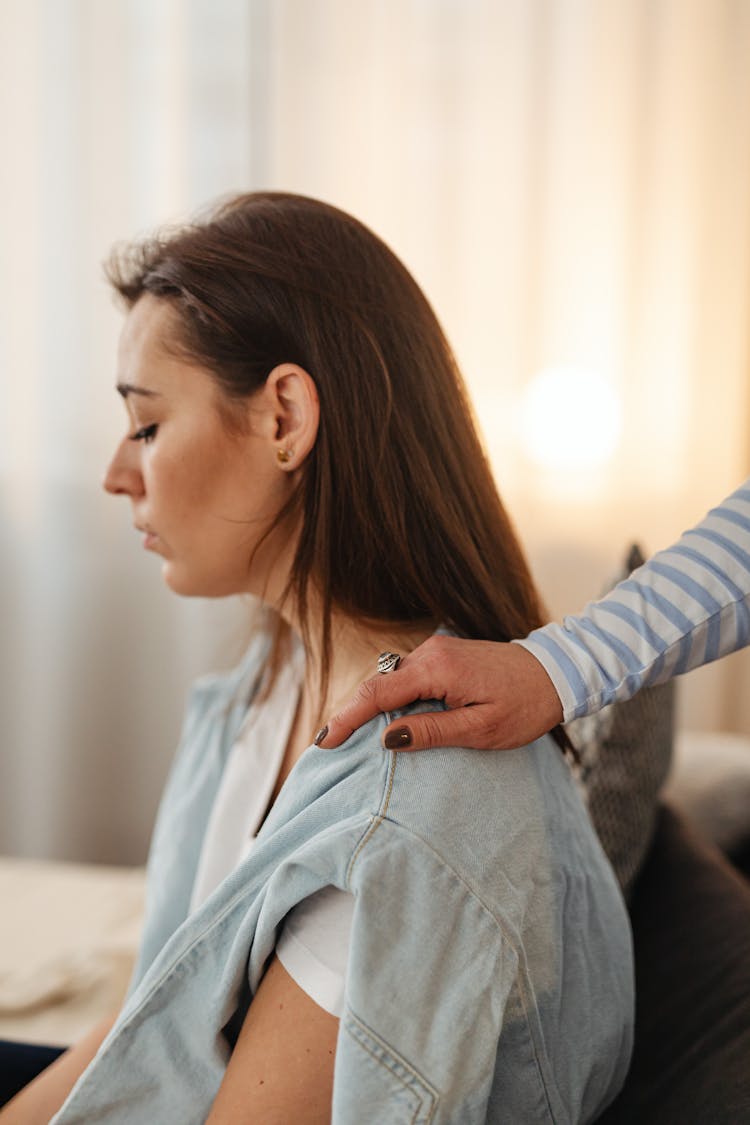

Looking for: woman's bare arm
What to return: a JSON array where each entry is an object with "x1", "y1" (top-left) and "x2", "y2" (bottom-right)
[
  {"x1": 0, "y1": 1013, "x2": 117, "y2": 1124},
  {"x1": 0, "y1": 961, "x2": 336, "y2": 1125},
  {"x1": 206, "y1": 955, "x2": 338, "y2": 1124}
]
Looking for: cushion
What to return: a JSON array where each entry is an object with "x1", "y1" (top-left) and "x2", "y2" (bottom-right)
[{"x1": 566, "y1": 544, "x2": 675, "y2": 897}]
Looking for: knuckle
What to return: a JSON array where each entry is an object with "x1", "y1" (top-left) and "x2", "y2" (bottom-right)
[
  {"x1": 423, "y1": 634, "x2": 449, "y2": 661},
  {"x1": 356, "y1": 676, "x2": 381, "y2": 704},
  {"x1": 477, "y1": 715, "x2": 507, "y2": 749},
  {"x1": 451, "y1": 706, "x2": 500, "y2": 750},
  {"x1": 418, "y1": 635, "x2": 448, "y2": 678},
  {"x1": 420, "y1": 713, "x2": 445, "y2": 748},
  {"x1": 329, "y1": 707, "x2": 350, "y2": 731}
]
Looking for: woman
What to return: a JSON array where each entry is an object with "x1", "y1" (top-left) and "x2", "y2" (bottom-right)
[{"x1": 2, "y1": 192, "x2": 632, "y2": 1123}]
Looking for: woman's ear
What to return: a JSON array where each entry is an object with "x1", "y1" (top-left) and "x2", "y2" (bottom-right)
[{"x1": 264, "y1": 364, "x2": 320, "y2": 470}]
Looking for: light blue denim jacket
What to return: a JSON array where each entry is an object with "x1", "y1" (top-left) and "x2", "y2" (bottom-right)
[{"x1": 52, "y1": 630, "x2": 633, "y2": 1124}]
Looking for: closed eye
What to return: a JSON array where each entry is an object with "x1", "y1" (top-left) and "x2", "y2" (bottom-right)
[{"x1": 129, "y1": 424, "x2": 158, "y2": 444}]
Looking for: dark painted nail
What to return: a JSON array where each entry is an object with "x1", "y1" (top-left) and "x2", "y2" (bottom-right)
[
  {"x1": 314, "y1": 725, "x2": 328, "y2": 746},
  {"x1": 384, "y1": 726, "x2": 412, "y2": 750}
]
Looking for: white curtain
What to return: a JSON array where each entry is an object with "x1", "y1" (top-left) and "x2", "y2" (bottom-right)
[
  {"x1": 2, "y1": 0, "x2": 749, "y2": 863},
  {"x1": 1, "y1": 0, "x2": 263, "y2": 863}
]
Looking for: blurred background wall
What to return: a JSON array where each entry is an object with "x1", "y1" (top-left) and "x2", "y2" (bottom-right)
[{"x1": 1, "y1": 0, "x2": 749, "y2": 864}]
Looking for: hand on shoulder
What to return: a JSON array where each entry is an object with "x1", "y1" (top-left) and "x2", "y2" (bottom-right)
[{"x1": 317, "y1": 636, "x2": 563, "y2": 753}]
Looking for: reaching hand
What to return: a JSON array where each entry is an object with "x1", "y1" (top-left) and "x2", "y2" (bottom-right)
[{"x1": 315, "y1": 635, "x2": 563, "y2": 752}]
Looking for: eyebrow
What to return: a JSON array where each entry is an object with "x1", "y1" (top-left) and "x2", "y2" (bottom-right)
[{"x1": 116, "y1": 383, "x2": 162, "y2": 399}]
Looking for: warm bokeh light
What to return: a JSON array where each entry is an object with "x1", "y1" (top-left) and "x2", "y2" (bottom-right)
[{"x1": 520, "y1": 366, "x2": 622, "y2": 470}]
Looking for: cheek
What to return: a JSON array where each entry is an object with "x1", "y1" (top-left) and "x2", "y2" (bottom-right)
[{"x1": 148, "y1": 450, "x2": 208, "y2": 519}]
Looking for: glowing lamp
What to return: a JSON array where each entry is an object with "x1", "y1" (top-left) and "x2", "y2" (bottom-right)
[{"x1": 520, "y1": 366, "x2": 622, "y2": 470}]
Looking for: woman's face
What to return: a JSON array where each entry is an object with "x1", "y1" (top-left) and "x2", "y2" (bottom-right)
[{"x1": 103, "y1": 295, "x2": 296, "y2": 599}]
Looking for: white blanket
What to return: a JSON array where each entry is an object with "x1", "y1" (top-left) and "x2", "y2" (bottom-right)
[{"x1": 0, "y1": 858, "x2": 144, "y2": 1047}]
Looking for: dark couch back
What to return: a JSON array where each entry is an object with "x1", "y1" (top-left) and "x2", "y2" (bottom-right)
[{"x1": 598, "y1": 804, "x2": 750, "y2": 1124}]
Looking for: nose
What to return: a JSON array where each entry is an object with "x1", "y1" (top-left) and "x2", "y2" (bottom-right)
[{"x1": 103, "y1": 438, "x2": 145, "y2": 497}]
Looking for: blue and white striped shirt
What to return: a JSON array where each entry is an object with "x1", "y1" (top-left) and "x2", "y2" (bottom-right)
[{"x1": 518, "y1": 479, "x2": 750, "y2": 722}]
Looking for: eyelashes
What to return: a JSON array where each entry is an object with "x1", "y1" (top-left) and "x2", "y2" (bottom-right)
[{"x1": 129, "y1": 424, "x2": 158, "y2": 444}]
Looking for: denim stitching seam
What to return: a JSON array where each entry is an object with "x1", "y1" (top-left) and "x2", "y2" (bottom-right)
[
  {"x1": 345, "y1": 747, "x2": 397, "y2": 884},
  {"x1": 344, "y1": 1010, "x2": 439, "y2": 1124}
]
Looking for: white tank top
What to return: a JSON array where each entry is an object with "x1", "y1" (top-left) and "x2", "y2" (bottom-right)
[{"x1": 189, "y1": 647, "x2": 353, "y2": 1017}]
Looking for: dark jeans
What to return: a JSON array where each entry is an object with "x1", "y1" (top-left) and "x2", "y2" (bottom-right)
[{"x1": 0, "y1": 1039, "x2": 67, "y2": 1107}]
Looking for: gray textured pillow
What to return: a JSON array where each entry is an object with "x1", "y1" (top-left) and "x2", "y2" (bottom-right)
[{"x1": 566, "y1": 545, "x2": 675, "y2": 898}]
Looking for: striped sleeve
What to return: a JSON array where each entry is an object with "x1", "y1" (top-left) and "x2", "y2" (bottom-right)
[{"x1": 515, "y1": 479, "x2": 750, "y2": 722}]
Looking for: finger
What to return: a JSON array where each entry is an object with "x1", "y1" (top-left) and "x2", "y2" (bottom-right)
[
  {"x1": 381, "y1": 705, "x2": 512, "y2": 753},
  {"x1": 317, "y1": 663, "x2": 429, "y2": 748}
]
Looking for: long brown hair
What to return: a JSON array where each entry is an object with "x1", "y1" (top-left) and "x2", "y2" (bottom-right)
[{"x1": 107, "y1": 192, "x2": 568, "y2": 751}]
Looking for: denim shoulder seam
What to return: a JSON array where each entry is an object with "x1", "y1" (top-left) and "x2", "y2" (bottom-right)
[{"x1": 345, "y1": 749, "x2": 397, "y2": 886}]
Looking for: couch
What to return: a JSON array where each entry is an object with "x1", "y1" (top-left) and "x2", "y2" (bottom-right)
[{"x1": 598, "y1": 803, "x2": 750, "y2": 1124}]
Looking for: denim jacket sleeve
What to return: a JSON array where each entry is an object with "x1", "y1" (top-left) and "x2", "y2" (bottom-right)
[
  {"x1": 330, "y1": 739, "x2": 632, "y2": 1124},
  {"x1": 334, "y1": 820, "x2": 514, "y2": 1123}
]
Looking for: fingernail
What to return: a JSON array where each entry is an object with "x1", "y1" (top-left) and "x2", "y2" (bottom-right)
[
  {"x1": 384, "y1": 726, "x2": 412, "y2": 750},
  {"x1": 314, "y1": 725, "x2": 328, "y2": 747}
]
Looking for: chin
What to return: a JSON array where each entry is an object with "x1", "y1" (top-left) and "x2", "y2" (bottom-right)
[
  {"x1": 162, "y1": 565, "x2": 198, "y2": 597},
  {"x1": 161, "y1": 562, "x2": 242, "y2": 599}
]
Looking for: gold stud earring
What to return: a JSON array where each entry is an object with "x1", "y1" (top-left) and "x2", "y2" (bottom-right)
[{"x1": 276, "y1": 448, "x2": 293, "y2": 464}]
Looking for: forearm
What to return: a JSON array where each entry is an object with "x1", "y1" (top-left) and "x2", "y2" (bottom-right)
[
  {"x1": 0, "y1": 1015, "x2": 116, "y2": 1125},
  {"x1": 519, "y1": 478, "x2": 750, "y2": 720}
]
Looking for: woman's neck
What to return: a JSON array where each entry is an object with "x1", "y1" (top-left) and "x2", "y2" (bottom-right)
[
  {"x1": 301, "y1": 615, "x2": 436, "y2": 731},
  {"x1": 274, "y1": 604, "x2": 435, "y2": 763},
  {"x1": 265, "y1": 611, "x2": 435, "y2": 806}
]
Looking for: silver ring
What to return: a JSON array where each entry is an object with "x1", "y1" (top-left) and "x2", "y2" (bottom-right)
[{"x1": 377, "y1": 651, "x2": 402, "y2": 675}]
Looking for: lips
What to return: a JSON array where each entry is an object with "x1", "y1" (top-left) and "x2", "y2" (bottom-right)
[{"x1": 135, "y1": 524, "x2": 159, "y2": 550}]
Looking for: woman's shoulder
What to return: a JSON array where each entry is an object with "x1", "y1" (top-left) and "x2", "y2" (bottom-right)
[
  {"x1": 329, "y1": 697, "x2": 621, "y2": 918},
  {"x1": 368, "y1": 695, "x2": 562, "y2": 818}
]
